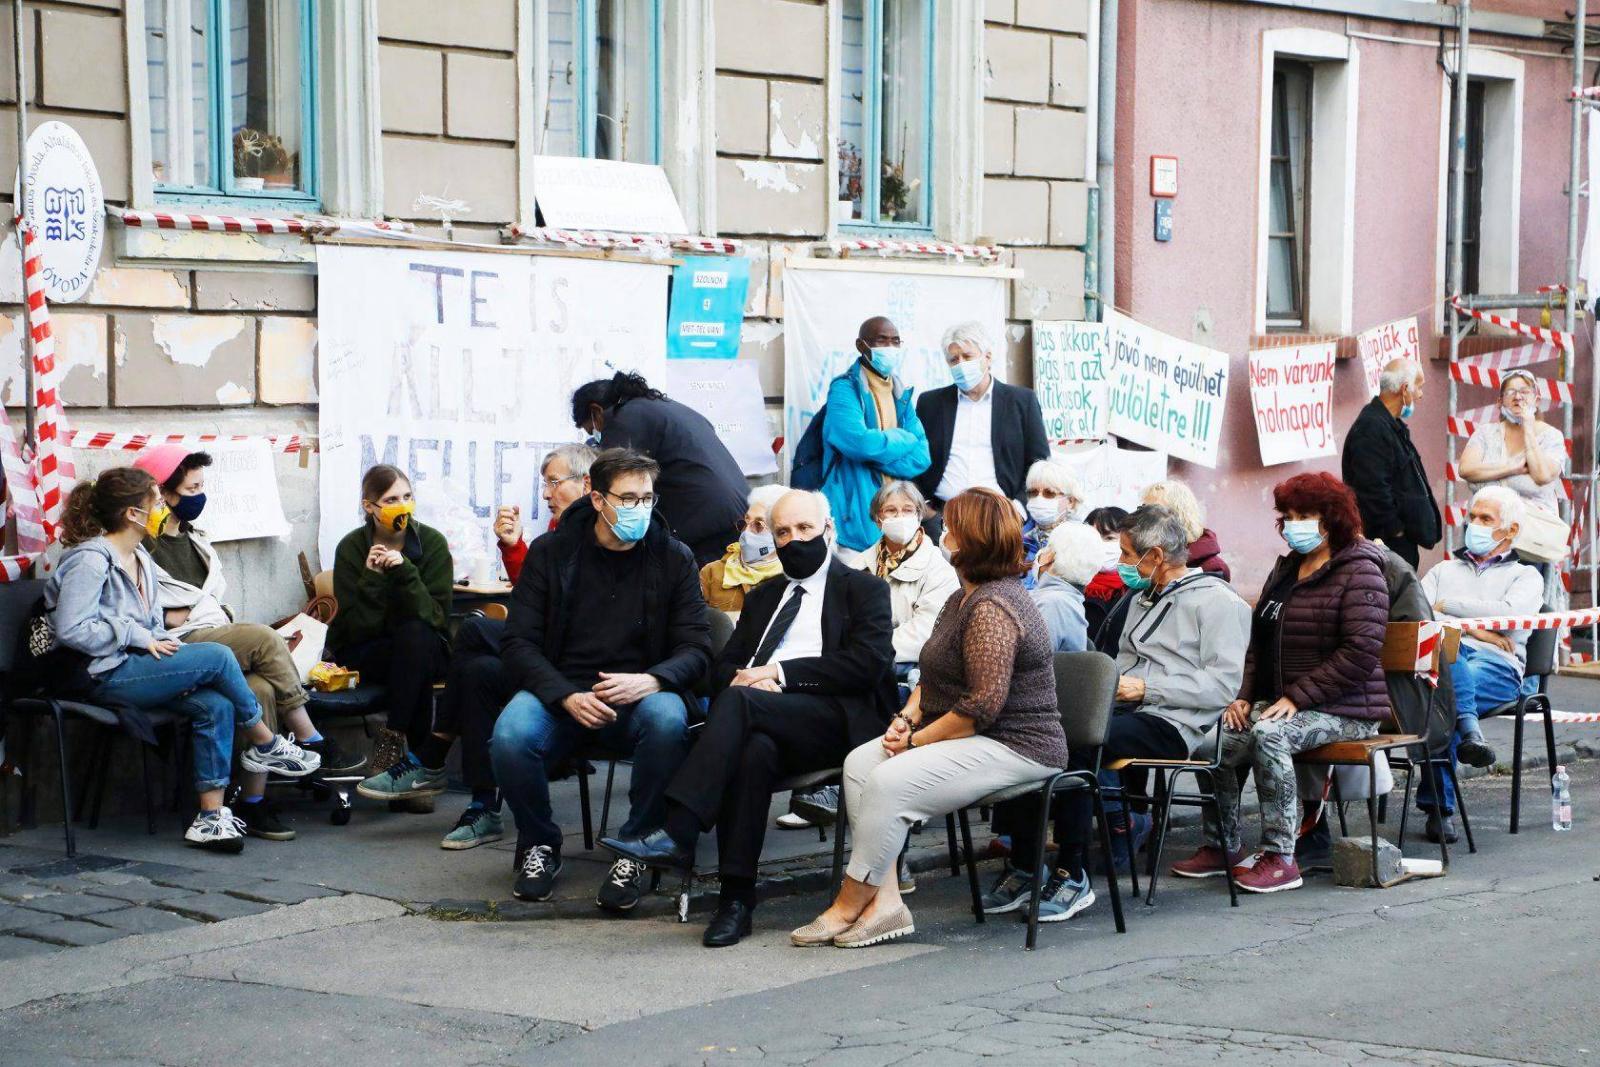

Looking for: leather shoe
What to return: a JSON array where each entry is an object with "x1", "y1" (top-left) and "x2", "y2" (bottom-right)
[
  {"x1": 703, "y1": 900, "x2": 753, "y2": 947},
  {"x1": 1424, "y1": 811, "x2": 1460, "y2": 845},
  {"x1": 600, "y1": 829, "x2": 690, "y2": 870}
]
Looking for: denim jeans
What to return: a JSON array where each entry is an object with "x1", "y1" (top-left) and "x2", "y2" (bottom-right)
[
  {"x1": 1418, "y1": 642, "x2": 1524, "y2": 814},
  {"x1": 489, "y1": 690, "x2": 689, "y2": 851},
  {"x1": 92, "y1": 642, "x2": 264, "y2": 793}
]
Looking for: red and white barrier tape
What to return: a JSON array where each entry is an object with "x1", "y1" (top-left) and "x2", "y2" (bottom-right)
[
  {"x1": 1455, "y1": 341, "x2": 1562, "y2": 372},
  {"x1": 1449, "y1": 363, "x2": 1573, "y2": 403},
  {"x1": 63, "y1": 430, "x2": 314, "y2": 454},
  {"x1": 828, "y1": 237, "x2": 1001, "y2": 261},
  {"x1": 1451, "y1": 607, "x2": 1600, "y2": 632},
  {"x1": 19, "y1": 218, "x2": 74, "y2": 541},
  {"x1": 505, "y1": 225, "x2": 741, "y2": 255},
  {"x1": 1449, "y1": 297, "x2": 1574, "y2": 349},
  {"x1": 111, "y1": 209, "x2": 413, "y2": 238}
]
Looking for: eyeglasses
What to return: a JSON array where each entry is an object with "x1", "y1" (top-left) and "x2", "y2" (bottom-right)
[
  {"x1": 542, "y1": 474, "x2": 581, "y2": 490},
  {"x1": 605, "y1": 491, "x2": 656, "y2": 509},
  {"x1": 1503, "y1": 388, "x2": 1536, "y2": 400}
]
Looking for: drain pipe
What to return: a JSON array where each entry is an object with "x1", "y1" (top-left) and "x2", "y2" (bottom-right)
[{"x1": 1095, "y1": 0, "x2": 1118, "y2": 320}]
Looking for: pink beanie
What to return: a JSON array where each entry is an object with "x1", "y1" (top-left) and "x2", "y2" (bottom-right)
[{"x1": 132, "y1": 443, "x2": 192, "y2": 486}]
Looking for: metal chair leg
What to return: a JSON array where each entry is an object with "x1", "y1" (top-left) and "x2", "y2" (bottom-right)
[
  {"x1": 1366, "y1": 758, "x2": 1383, "y2": 889},
  {"x1": 577, "y1": 763, "x2": 594, "y2": 852},
  {"x1": 88, "y1": 735, "x2": 114, "y2": 830},
  {"x1": 1145, "y1": 771, "x2": 1180, "y2": 907},
  {"x1": 1510, "y1": 701, "x2": 1527, "y2": 833},
  {"x1": 1106, "y1": 776, "x2": 1140, "y2": 899},
  {"x1": 1397, "y1": 762, "x2": 1416, "y2": 849},
  {"x1": 1212, "y1": 791, "x2": 1239, "y2": 907},
  {"x1": 50, "y1": 705, "x2": 75, "y2": 858},
  {"x1": 140, "y1": 742, "x2": 157, "y2": 836},
  {"x1": 1446, "y1": 759, "x2": 1475, "y2": 854},
  {"x1": 599, "y1": 760, "x2": 616, "y2": 839},
  {"x1": 945, "y1": 812, "x2": 960, "y2": 876},
  {"x1": 830, "y1": 787, "x2": 847, "y2": 894},
  {"x1": 1424, "y1": 758, "x2": 1451, "y2": 870},
  {"x1": 1541, "y1": 697, "x2": 1559, "y2": 803},
  {"x1": 1330, "y1": 771, "x2": 1350, "y2": 836},
  {"x1": 959, "y1": 808, "x2": 984, "y2": 923},
  {"x1": 1023, "y1": 778, "x2": 1056, "y2": 950},
  {"x1": 1091, "y1": 787, "x2": 1127, "y2": 934},
  {"x1": 73, "y1": 731, "x2": 105, "y2": 823}
]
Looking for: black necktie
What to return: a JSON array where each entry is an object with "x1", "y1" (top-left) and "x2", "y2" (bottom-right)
[{"x1": 750, "y1": 585, "x2": 806, "y2": 667}]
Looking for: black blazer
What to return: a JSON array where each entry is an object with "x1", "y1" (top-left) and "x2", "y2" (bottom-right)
[
  {"x1": 914, "y1": 381, "x2": 1051, "y2": 507},
  {"x1": 713, "y1": 556, "x2": 897, "y2": 746},
  {"x1": 1341, "y1": 398, "x2": 1441, "y2": 550}
]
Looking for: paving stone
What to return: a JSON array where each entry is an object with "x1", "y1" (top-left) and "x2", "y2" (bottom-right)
[
  {"x1": 0, "y1": 902, "x2": 42, "y2": 932},
  {"x1": 78, "y1": 869, "x2": 142, "y2": 887},
  {"x1": 154, "y1": 892, "x2": 275, "y2": 923},
  {"x1": 139, "y1": 869, "x2": 271, "y2": 894},
  {"x1": 88, "y1": 905, "x2": 203, "y2": 936},
  {"x1": 85, "y1": 880, "x2": 202, "y2": 906},
  {"x1": 117, "y1": 860, "x2": 206, "y2": 884},
  {"x1": 15, "y1": 892, "x2": 130, "y2": 918},
  {"x1": 0, "y1": 844, "x2": 68, "y2": 869},
  {"x1": 225, "y1": 881, "x2": 341, "y2": 906},
  {"x1": 11, "y1": 918, "x2": 125, "y2": 947},
  {"x1": 0, "y1": 933, "x2": 60, "y2": 960},
  {"x1": 0, "y1": 875, "x2": 55, "y2": 902},
  {"x1": 12, "y1": 855, "x2": 131, "y2": 879}
]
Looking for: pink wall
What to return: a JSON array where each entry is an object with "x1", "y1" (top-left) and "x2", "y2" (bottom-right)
[{"x1": 1114, "y1": 0, "x2": 1590, "y2": 597}]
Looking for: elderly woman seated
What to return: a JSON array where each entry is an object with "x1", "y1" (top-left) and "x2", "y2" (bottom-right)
[
  {"x1": 850, "y1": 480, "x2": 960, "y2": 675},
  {"x1": 700, "y1": 483, "x2": 789, "y2": 616},
  {"x1": 1029, "y1": 522, "x2": 1107, "y2": 652}
]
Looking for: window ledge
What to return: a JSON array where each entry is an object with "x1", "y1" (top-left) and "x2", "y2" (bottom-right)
[{"x1": 109, "y1": 208, "x2": 414, "y2": 266}]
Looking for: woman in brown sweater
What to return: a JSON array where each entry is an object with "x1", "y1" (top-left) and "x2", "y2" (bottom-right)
[{"x1": 790, "y1": 488, "x2": 1066, "y2": 949}]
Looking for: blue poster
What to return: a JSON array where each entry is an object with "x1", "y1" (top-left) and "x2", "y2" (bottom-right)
[{"x1": 666, "y1": 255, "x2": 750, "y2": 359}]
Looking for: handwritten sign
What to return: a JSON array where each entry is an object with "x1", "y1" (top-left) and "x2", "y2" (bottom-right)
[
  {"x1": 1103, "y1": 310, "x2": 1230, "y2": 467},
  {"x1": 667, "y1": 256, "x2": 750, "y2": 359},
  {"x1": 532, "y1": 157, "x2": 688, "y2": 233},
  {"x1": 1248, "y1": 342, "x2": 1338, "y2": 466},
  {"x1": 1033, "y1": 321, "x2": 1108, "y2": 441},
  {"x1": 663, "y1": 358, "x2": 777, "y2": 476},
  {"x1": 1356, "y1": 316, "x2": 1421, "y2": 398},
  {"x1": 199, "y1": 439, "x2": 291, "y2": 543},
  {"x1": 1056, "y1": 442, "x2": 1169, "y2": 512}
]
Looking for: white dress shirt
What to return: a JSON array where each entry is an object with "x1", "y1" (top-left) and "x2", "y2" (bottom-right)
[
  {"x1": 749, "y1": 553, "x2": 832, "y2": 686},
  {"x1": 935, "y1": 380, "x2": 1000, "y2": 501}
]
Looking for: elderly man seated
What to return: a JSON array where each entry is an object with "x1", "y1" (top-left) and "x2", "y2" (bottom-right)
[
  {"x1": 983, "y1": 505, "x2": 1250, "y2": 920},
  {"x1": 1416, "y1": 485, "x2": 1542, "y2": 843}
]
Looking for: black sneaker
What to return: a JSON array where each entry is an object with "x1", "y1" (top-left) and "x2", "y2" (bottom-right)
[
  {"x1": 233, "y1": 796, "x2": 295, "y2": 841},
  {"x1": 1457, "y1": 732, "x2": 1496, "y2": 769},
  {"x1": 304, "y1": 736, "x2": 366, "y2": 776},
  {"x1": 1295, "y1": 812, "x2": 1333, "y2": 872},
  {"x1": 788, "y1": 785, "x2": 839, "y2": 827},
  {"x1": 597, "y1": 856, "x2": 646, "y2": 913},
  {"x1": 513, "y1": 845, "x2": 562, "y2": 902}
]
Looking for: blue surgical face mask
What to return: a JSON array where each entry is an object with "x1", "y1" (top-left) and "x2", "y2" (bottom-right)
[
  {"x1": 739, "y1": 529, "x2": 775, "y2": 564},
  {"x1": 1499, "y1": 405, "x2": 1524, "y2": 426},
  {"x1": 950, "y1": 359, "x2": 985, "y2": 391},
  {"x1": 866, "y1": 345, "x2": 904, "y2": 378},
  {"x1": 1399, "y1": 403, "x2": 1415, "y2": 420},
  {"x1": 1282, "y1": 519, "x2": 1325, "y2": 555},
  {"x1": 1464, "y1": 522, "x2": 1500, "y2": 558},
  {"x1": 171, "y1": 492, "x2": 206, "y2": 523},
  {"x1": 604, "y1": 498, "x2": 652, "y2": 543},
  {"x1": 585, "y1": 433, "x2": 603, "y2": 448},
  {"x1": 1117, "y1": 551, "x2": 1153, "y2": 591}
]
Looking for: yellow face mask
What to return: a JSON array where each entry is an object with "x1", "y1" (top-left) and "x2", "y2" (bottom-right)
[
  {"x1": 141, "y1": 504, "x2": 171, "y2": 538},
  {"x1": 374, "y1": 500, "x2": 415, "y2": 533}
]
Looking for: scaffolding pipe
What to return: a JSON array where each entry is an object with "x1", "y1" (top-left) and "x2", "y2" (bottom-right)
[
  {"x1": 1446, "y1": 0, "x2": 1471, "y2": 555},
  {"x1": 11, "y1": 0, "x2": 34, "y2": 450},
  {"x1": 1574, "y1": 0, "x2": 1598, "y2": 641},
  {"x1": 1455, "y1": 291, "x2": 1574, "y2": 311},
  {"x1": 1096, "y1": 0, "x2": 1117, "y2": 318}
]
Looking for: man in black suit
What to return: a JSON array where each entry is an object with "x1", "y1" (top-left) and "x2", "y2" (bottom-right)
[
  {"x1": 603, "y1": 489, "x2": 896, "y2": 947},
  {"x1": 1342, "y1": 358, "x2": 1441, "y2": 570},
  {"x1": 914, "y1": 321, "x2": 1050, "y2": 516}
]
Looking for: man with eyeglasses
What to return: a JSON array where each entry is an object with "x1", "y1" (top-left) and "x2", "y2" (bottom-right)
[
  {"x1": 492, "y1": 448, "x2": 712, "y2": 912},
  {"x1": 494, "y1": 443, "x2": 597, "y2": 581}
]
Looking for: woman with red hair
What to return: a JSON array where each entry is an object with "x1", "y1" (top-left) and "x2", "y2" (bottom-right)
[{"x1": 1171, "y1": 472, "x2": 1389, "y2": 894}]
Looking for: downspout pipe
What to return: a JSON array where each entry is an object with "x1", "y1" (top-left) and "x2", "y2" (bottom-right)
[{"x1": 1096, "y1": 0, "x2": 1118, "y2": 320}]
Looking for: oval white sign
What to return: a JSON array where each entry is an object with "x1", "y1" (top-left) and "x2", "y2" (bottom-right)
[{"x1": 19, "y1": 121, "x2": 105, "y2": 303}]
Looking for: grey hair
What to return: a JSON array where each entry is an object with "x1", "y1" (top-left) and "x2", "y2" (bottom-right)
[
  {"x1": 1047, "y1": 522, "x2": 1106, "y2": 587},
  {"x1": 1471, "y1": 484, "x2": 1527, "y2": 532},
  {"x1": 1124, "y1": 504, "x2": 1191, "y2": 564},
  {"x1": 1140, "y1": 479, "x2": 1205, "y2": 542},
  {"x1": 747, "y1": 483, "x2": 789, "y2": 513},
  {"x1": 871, "y1": 479, "x2": 925, "y2": 519},
  {"x1": 1025, "y1": 458, "x2": 1082, "y2": 499},
  {"x1": 940, "y1": 320, "x2": 996, "y2": 359},
  {"x1": 542, "y1": 443, "x2": 597, "y2": 478},
  {"x1": 1377, "y1": 359, "x2": 1423, "y2": 397},
  {"x1": 773, "y1": 488, "x2": 832, "y2": 530}
]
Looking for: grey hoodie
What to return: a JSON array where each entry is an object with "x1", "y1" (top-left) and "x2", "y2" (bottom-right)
[
  {"x1": 46, "y1": 537, "x2": 173, "y2": 676},
  {"x1": 1116, "y1": 569, "x2": 1252, "y2": 755}
]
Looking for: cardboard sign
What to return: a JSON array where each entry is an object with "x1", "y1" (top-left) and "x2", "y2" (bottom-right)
[
  {"x1": 1248, "y1": 342, "x2": 1338, "y2": 466},
  {"x1": 667, "y1": 256, "x2": 750, "y2": 359},
  {"x1": 663, "y1": 358, "x2": 777, "y2": 476},
  {"x1": 780, "y1": 261, "x2": 1008, "y2": 468},
  {"x1": 316, "y1": 244, "x2": 669, "y2": 568},
  {"x1": 198, "y1": 439, "x2": 291, "y2": 543},
  {"x1": 17, "y1": 121, "x2": 105, "y2": 303},
  {"x1": 1356, "y1": 316, "x2": 1421, "y2": 398},
  {"x1": 532, "y1": 157, "x2": 688, "y2": 233},
  {"x1": 1033, "y1": 321, "x2": 1108, "y2": 441},
  {"x1": 1103, "y1": 310, "x2": 1230, "y2": 467},
  {"x1": 1055, "y1": 442, "x2": 1169, "y2": 512}
]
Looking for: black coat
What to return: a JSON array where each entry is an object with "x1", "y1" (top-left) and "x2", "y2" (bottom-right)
[
  {"x1": 715, "y1": 556, "x2": 898, "y2": 747},
  {"x1": 914, "y1": 381, "x2": 1051, "y2": 507},
  {"x1": 501, "y1": 498, "x2": 711, "y2": 712},
  {"x1": 1342, "y1": 398, "x2": 1441, "y2": 550},
  {"x1": 599, "y1": 395, "x2": 750, "y2": 564}
]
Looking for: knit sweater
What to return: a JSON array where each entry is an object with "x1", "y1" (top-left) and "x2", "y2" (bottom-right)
[
  {"x1": 328, "y1": 520, "x2": 453, "y2": 652},
  {"x1": 917, "y1": 577, "x2": 1067, "y2": 769}
]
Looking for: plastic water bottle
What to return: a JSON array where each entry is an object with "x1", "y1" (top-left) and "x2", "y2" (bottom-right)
[{"x1": 1552, "y1": 766, "x2": 1572, "y2": 832}]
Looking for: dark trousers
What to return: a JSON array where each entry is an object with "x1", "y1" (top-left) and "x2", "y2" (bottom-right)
[
  {"x1": 339, "y1": 618, "x2": 449, "y2": 750},
  {"x1": 1387, "y1": 537, "x2": 1420, "y2": 571},
  {"x1": 666, "y1": 686, "x2": 852, "y2": 880},
  {"x1": 1005, "y1": 711, "x2": 1187, "y2": 876},
  {"x1": 433, "y1": 615, "x2": 513, "y2": 793}
]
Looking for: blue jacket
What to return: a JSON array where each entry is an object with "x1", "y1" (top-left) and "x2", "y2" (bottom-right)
[
  {"x1": 820, "y1": 363, "x2": 931, "y2": 551},
  {"x1": 1030, "y1": 573, "x2": 1088, "y2": 653},
  {"x1": 46, "y1": 538, "x2": 173, "y2": 676}
]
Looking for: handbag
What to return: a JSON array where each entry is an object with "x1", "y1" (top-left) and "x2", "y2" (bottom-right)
[{"x1": 1513, "y1": 502, "x2": 1570, "y2": 564}]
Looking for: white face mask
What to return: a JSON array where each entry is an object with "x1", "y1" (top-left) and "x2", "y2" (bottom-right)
[
  {"x1": 879, "y1": 515, "x2": 920, "y2": 547},
  {"x1": 1098, "y1": 540, "x2": 1121, "y2": 572},
  {"x1": 939, "y1": 534, "x2": 957, "y2": 562},
  {"x1": 1027, "y1": 497, "x2": 1063, "y2": 529},
  {"x1": 739, "y1": 529, "x2": 775, "y2": 565}
]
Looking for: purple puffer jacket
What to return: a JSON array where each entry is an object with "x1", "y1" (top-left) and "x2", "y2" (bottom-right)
[{"x1": 1240, "y1": 538, "x2": 1391, "y2": 721}]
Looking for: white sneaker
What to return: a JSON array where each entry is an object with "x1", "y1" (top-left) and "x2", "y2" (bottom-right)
[
  {"x1": 185, "y1": 807, "x2": 246, "y2": 854},
  {"x1": 775, "y1": 812, "x2": 813, "y2": 830},
  {"x1": 240, "y1": 734, "x2": 322, "y2": 777}
]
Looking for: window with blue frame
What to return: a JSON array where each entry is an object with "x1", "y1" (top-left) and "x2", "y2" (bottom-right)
[
  {"x1": 144, "y1": 0, "x2": 317, "y2": 205},
  {"x1": 839, "y1": 0, "x2": 934, "y2": 230},
  {"x1": 542, "y1": 0, "x2": 662, "y2": 164}
]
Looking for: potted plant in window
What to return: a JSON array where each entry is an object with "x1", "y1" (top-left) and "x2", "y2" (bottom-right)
[
  {"x1": 837, "y1": 141, "x2": 862, "y2": 222},
  {"x1": 233, "y1": 128, "x2": 294, "y2": 192},
  {"x1": 259, "y1": 135, "x2": 296, "y2": 191},
  {"x1": 880, "y1": 155, "x2": 919, "y2": 223}
]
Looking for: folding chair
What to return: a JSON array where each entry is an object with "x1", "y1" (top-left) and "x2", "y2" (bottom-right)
[
  {"x1": 1480, "y1": 610, "x2": 1558, "y2": 834},
  {"x1": 961, "y1": 651, "x2": 1127, "y2": 949}
]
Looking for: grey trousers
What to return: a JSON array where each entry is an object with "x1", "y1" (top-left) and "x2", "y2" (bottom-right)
[{"x1": 842, "y1": 735, "x2": 1053, "y2": 886}]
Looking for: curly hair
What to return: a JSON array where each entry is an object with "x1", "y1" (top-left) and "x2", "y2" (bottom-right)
[
  {"x1": 1272, "y1": 472, "x2": 1364, "y2": 550},
  {"x1": 943, "y1": 488, "x2": 1028, "y2": 583}
]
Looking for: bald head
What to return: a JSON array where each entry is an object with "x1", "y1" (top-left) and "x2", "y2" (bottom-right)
[
  {"x1": 856, "y1": 316, "x2": 900, "y2": 351},
  {"x1": 1378, "y1": 359, "x2": 1423, "y2": 397},
  {"x1": 770, "y1": 489, "x2": 831, "y2": 547}
]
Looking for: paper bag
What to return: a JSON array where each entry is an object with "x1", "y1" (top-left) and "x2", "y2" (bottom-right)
[{"x1": 275, "y1": 613, "x2": 329, "y2": 685}]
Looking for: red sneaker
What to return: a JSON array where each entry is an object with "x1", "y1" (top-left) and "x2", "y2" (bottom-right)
[
  {"x1": 1232, "y1": 852, "x2": 1303, "y2": 894},
  {"x1": 1170, "y1": 846, "x2": 1247, "y2": 879}
]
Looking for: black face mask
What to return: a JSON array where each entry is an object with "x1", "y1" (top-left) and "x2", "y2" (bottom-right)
[{"x1": 776, "y1": 533, "x2": 829, "y2": 580}]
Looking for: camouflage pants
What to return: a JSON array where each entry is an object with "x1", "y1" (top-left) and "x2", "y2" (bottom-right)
[{"x1": 1208, "y1": 707, "x2": 1378, "y2": 855}]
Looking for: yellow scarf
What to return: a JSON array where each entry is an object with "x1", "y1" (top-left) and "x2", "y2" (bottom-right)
[{"x1": 720, "y1": 544, "x2": 783, "y2": 588}]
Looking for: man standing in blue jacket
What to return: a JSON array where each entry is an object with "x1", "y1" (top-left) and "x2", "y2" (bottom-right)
[{"x1": 819, "y1": 316, "x2": 932, "y2": 553}]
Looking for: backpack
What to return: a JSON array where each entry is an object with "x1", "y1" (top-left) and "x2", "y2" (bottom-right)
[
  {"x1": 789, "y1": 404, "x2": 831, "y2": 491},
  {"x1": 11, "y1": 593, "x2": 92, "y2": 699}
]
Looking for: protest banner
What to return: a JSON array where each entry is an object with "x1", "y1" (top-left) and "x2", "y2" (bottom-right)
[
  {"x1": 781, "y1": 260, "x2": 1009, "y2": 466},
  {"x1": 316, "y1": 244, "x2": 668, "y2": 568},
  {"x1": 1102, "y1": 310, "x2": 1230, "y2": 467},
  {"x1": 194, "y1": 439, "x2": 291, "y2": 543},
  {"x1": 1033, "y1": 321, "x2": 1108, "y2": 441},
  {"x1": 667, "y1": 255, "x2": 750, "y2": 359},
  {"x1": 663, "y1": 358, "x2": 777, "y2": 476},
  {"x1": 1248, "y1": 342, "x2": 1338, "y2": 466},
  {"x1": 1055, "y1": 442, "x2": 1168, "y2": 511},
  {"x1": 531, "y1": 157, "x2": 688, "y2": 233},
  {"x1": 1356, "y1": 316, "x2": 1421, "y2": 397}
]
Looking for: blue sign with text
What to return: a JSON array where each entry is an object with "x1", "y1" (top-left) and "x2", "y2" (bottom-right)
[{"x1": 666, "y1": 255, "x2": 750, "y2": 359}]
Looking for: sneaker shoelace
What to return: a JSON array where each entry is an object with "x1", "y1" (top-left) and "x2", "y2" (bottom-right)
[
  {"x1": 520, "y1": 846, "x2": 553, "y2": 878},
  {"x1": 453, "y1": 807, "x2": 487, "y2": 831},
  {"x1": 384, "y1": 756, "x2": 420, "y2": 781},
  {"x1": 609, "y1": 858, "x2": 643, "y2": 888}
]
